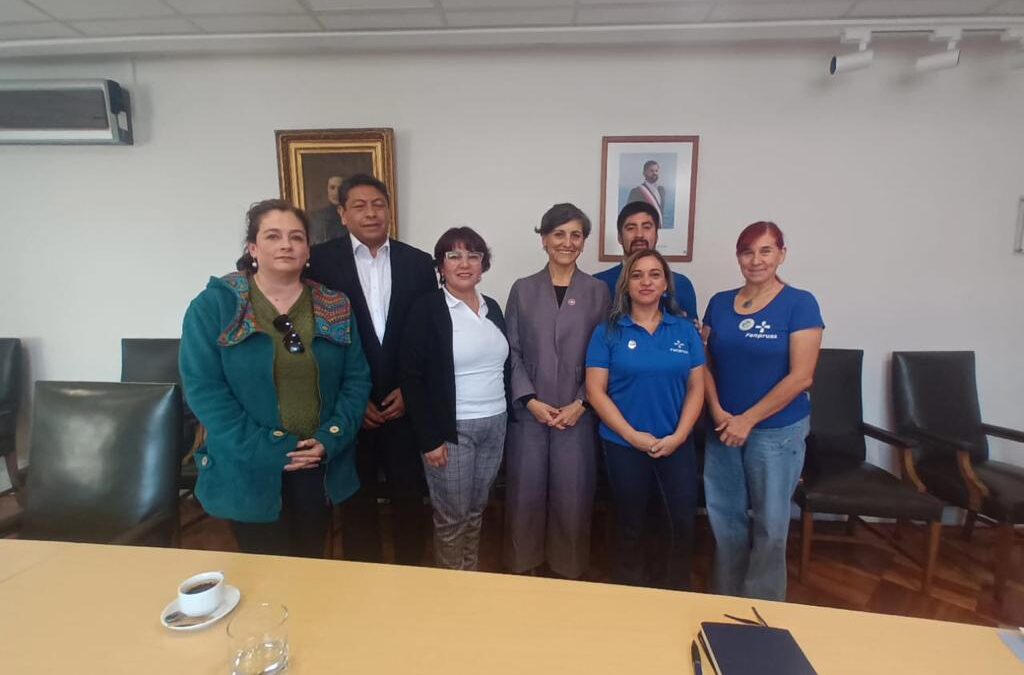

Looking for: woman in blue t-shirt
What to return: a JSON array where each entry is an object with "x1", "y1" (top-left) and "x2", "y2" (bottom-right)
[
  {"x1": 703, "y1": 221, "x2": 824, "y2": 601},
  {"x1": 585, "y1": 249, "x2": 705, "y2": 590}
]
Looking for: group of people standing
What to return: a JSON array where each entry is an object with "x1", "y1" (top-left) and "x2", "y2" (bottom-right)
[{"x1": 179, "y1": 174, "x2": 824, "y2": 601}]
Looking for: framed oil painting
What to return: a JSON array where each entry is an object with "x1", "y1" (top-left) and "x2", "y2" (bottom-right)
[{"x1": 275, "y1": 128, "x2": 397, "y2": 244}]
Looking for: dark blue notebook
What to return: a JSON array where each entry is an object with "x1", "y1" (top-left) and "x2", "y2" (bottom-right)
[{"x1": 699, "y1": 622, "x2": 818, "y2": 675}]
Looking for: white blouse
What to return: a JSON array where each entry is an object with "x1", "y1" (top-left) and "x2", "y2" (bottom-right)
[{"x1": 444, "y1": 287, "x2": 509, "y2": 420}]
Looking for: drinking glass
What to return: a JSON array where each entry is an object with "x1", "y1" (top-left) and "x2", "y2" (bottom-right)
[{"x1": 227, "y1": 602, "x2": 289, "y2": 675}]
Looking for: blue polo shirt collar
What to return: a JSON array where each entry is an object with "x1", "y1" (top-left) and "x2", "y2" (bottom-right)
[{"x1": 615, "y1": 312, "x2": 681, "y2": 328}]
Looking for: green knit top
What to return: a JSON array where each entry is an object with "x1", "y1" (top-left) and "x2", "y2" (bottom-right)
[{"x1": 249, "y1": 283, "x2": 321, "y2": 440}]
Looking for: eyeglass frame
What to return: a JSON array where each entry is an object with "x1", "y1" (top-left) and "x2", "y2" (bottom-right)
[{"x1": 443, "y1": 250, "x2": 485, "y2": 263}]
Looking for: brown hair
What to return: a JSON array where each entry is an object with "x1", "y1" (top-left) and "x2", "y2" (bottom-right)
[
  {"x1": 606, "y1": 249, "x2": 683, "y2": 338},
  {"x1": 235, "y1": 199, "x2": 310, "y2": 273},
  {"x1": 433, "y1": 226, "x2": 492, "y2": 285}
]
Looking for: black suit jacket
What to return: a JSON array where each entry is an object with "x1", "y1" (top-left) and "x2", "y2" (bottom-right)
[
  {"x1": 308, "y1": 232, "x2": 437, "y2": 404},
  {"x1": 401, "y1": 289, "x2": 511, "y2": 455}
]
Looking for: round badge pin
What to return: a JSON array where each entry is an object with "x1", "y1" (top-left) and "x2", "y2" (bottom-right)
[
  {"x1": 738, "y1": 318, "x2": 755, "y2": 331},
  {"x1": 627, "y1": 340, "x2": 637, "y2": 350},
  {"x1": 567, "y1": 298, "x2": 576, "y2": 306}
]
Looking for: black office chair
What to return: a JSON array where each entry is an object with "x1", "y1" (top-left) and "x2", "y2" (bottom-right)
[
  {"x1": 0, "y1": 382, "x2": 182, "y2": 546},
  {"x1": 796, "y1": 349, "x2": 945, "y2": 593},
  {"x1": 120, "y1": 339, "x2": 204, "y2": 528},
  {"x1": 0, "y1": 339, "x2": 22, "y2": 498},
  {"x1": 120, "y1": 338, "x2": 197, "y2": 455},
  {"x1": 892, "y1": 351, "x2": 1024, "y2": 601}
]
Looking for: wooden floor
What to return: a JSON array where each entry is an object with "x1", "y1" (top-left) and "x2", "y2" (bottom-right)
[{"x1": 176, "y1": 496, "x2": 1024, "y2": 629}]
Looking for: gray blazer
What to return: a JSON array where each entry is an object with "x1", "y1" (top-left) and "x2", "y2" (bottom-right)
[{"x1": 506, "y1": 266, "x2": 611, "y2": 408}]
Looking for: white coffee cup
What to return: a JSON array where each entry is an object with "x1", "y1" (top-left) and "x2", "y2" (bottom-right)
[{"x1": 177, "y1": 571, "x2": 225, "y2": 617}]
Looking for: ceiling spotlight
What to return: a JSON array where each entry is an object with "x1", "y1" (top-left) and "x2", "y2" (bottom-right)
[
  {"x1": 830, "y1": 29, "x2": 873, "y2": 75},
  {"x1": 916, "y1": 28, "x2": 961, "y2": 73}
]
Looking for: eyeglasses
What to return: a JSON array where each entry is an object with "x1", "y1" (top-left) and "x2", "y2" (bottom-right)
[
  {"x1": 272, "y1": 314, "x2": 305, "y2": 354},
  {"x1": 444, "y1": 250, "x2": 484, "y2": 263}
]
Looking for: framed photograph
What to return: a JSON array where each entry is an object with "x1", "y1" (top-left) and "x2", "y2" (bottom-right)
[
  {"x1": 599, "y1": 135, "x2": 699, "y2": 262},
  {"x1": 275, "y1": 128, "x2": 398, "y2": 244}
]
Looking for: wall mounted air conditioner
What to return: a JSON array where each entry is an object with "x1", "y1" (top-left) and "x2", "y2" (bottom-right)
[{"x1": 0, "y1": 79, "x2": 133, "y2": 145}]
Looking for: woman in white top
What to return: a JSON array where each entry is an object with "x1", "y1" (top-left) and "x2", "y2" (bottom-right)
[{"x1": 401, "y1": 227, "x2": 510, "y2": 570}]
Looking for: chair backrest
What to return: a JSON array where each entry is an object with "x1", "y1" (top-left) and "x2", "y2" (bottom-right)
[
  {"x1": 807, "y1": 349, "x2": 866, "y2": 467},
  {"x1": 120, "y1": 338, "x2": 181, "y2": 385},
  {"x1": 891, "y1": 351, "x2": 988, "y2": 462},
  {"x1": 22, "y1": 381, "x2": 182, "y2": 544},
  {"x1": 0, "y1": 338, "x2": 22, "y2": 457},
  {"x1": 121, "y1": 338, "x2": 196, "y2": 454}
]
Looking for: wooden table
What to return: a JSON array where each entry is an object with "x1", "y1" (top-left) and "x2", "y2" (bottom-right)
[{"x1": 0, "y1": 539, "x2": 1018, "y2": 674}]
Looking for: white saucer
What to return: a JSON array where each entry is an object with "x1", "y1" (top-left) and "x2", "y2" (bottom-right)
[{"x1": 160, "y1": 585, "x2": 241, "y2": 632}]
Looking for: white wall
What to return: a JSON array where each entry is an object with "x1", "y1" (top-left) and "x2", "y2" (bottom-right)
[{"x1": 1, "y1": 40, "x2": 1022, "y2": 484}]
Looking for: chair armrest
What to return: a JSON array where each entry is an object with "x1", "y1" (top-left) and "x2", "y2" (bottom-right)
[
  {"x1": 111, "y1": 510, "x2": 175, "y2": 546},
  {"x1": 981, "y1": 423, "x2": 1024, "y2": 444},
  {"x1": 861, "y1": 424, "x2": 928, "y2": 492},
  {"x1": 0, "y1": 509, "x2": 22, "y2": 538},
  {"x1": 861, "y1": 423, "x2": 916, "y2": 448}
]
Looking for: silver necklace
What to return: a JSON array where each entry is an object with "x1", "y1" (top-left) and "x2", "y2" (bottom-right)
[{"x1": 740, "y1": 283, "x2": 778, "y2": 309}]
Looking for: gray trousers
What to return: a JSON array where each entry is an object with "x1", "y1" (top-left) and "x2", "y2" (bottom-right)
[
  {"x1": 422, "y1": 413, "x2": 507, "y2": 570},
  {"x1": 503, "y1": 412, "x2": 598, "y2": 578}
]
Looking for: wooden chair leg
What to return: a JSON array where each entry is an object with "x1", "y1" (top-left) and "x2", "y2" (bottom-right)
[
  {"x1": 800, "y1": 510, "x2": 813, "y2": 582},
  {"x1": 923, "y1": 521, "x2": 941, "y2": 594},
  {"x1": 962, "y1": 510, "x2": 977, "y2": 541},
  {"x1": 994, "y1": 522, "x2": 1014, "y2": 602}
]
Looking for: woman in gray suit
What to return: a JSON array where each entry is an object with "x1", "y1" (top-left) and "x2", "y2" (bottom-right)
[{"x1": 504, "y1": 203, "x2": 612, "y2": 579}]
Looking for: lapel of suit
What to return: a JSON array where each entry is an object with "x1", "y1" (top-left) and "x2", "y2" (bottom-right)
[
  {"x1": 430, "y1": 290, "x2": 454, "y2": 376},
  {"x1": 553, "y1": 265, "x2": 580, "y2": 352},
  {"x1": 379, "y1": 239, "x2": 404, "y2": 352},
  {"x1": 339, "y1": 232, "x2": 382, "y2": 353}
]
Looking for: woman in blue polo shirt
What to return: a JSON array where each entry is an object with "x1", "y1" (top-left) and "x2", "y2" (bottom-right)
[
  {"x1": 585, "y1": 249, "x2": 705, "y2": 590},
  {"x1": 703, "y1": 221, "x2": 824, "y2": 601}
]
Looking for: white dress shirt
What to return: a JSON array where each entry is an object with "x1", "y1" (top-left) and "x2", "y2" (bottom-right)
[
  {"x1": 351, "y1": 236, "x2": 392, "y2": 345},
  {"x1": 444, "y1": 287, "x2": 509, "y2": 420}
]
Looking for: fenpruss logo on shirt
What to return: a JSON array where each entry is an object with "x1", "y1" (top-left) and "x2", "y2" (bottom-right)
[
  {"x1": 738, "y1": 318, "x2": 778, "y2": 340},
  {"x1": 670, "y1": 339, "x2": 689, "y2": 354}
]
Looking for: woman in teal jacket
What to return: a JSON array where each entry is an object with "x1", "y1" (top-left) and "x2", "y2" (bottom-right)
[{"x1": 180, "y1": 199, "x2": 371, "y2": 557}]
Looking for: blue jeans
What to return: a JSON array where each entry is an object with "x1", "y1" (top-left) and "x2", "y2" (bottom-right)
[
  {"x1": 602, "y1": 438, "x2": 698, "y2": 590},
  {"x1": 704, "y1": 416, "x2": 809, "y2": 600}
]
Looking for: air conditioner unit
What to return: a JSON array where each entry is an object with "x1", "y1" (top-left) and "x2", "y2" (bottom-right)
[{"x1": 0, "y1": 79, "x2": 133, "y2": 145}]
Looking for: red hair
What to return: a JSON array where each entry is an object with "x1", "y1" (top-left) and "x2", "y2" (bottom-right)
[{"x1": 736, "y1": 221, "x2": 785, "y2": 254}]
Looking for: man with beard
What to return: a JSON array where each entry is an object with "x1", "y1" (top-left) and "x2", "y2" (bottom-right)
[
  {"x1": 594, "y1": 201, "x2": 697, "y2": 321},
  {"x1": 627, "y1": 160, "x2": 666, "y2": 224}
]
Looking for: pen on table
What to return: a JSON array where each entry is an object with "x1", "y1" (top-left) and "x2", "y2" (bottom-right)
[
  {"x1": 723, "y1": 613, "x2": 760, "y2": 626},
  {"x1": 691, "y1": 639, "x2": 703, "y2": 675}
]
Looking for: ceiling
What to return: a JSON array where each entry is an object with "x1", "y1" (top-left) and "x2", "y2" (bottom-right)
[{"x1": 1, "y1": 0, "x2": 1022, "y2": 57}]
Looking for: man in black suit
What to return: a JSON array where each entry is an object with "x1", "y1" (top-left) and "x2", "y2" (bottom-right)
[{"x1": 307, "y1": 174, "x2": 436, "y2": 565}]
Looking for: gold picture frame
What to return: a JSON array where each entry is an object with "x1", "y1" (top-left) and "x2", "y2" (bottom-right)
[{"x1": 275, "y1": 127, "x2": 398, "y2": 241}]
